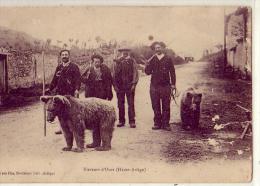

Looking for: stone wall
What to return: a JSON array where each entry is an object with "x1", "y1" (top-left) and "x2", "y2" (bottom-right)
[
  {"x1": 7, "y1": 51, "x2": 36, "y2": 89},
  {"x1": 6, "y1": 51, "x2": 58, "y2": 90},
  {"x1": 226, "y1": 7, "x2": 252, "y2": 77},
  {"x1": 33, "y1": 53, "x2": 58, "y2": 85}
]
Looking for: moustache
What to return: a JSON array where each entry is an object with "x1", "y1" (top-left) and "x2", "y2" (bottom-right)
[{"x1": 62, "y1": 57, "x2": 69, "y2": 61}]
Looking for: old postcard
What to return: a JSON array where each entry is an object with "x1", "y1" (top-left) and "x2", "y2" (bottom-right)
[{"x1": 0, "y1": 4, "x2": 254, "y2": 183}]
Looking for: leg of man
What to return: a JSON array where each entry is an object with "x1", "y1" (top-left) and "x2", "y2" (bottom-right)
[
  {"x1": 150, "y1": 85, "x2": 162, "y2": 129},
  {"x1": 117, "y1": 90, "x2": 126, "y2": 126},
  {"x1": 161, "y1": 86, "x2": 171, "y2": 131},
  {"x1": 126, "y1": 89, "x2": 136, "y2": 128}
]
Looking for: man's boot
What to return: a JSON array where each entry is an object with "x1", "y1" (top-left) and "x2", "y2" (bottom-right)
[
  {"x1": 129, "y1": 122, "x2": 136, "y2": 128},
  {"x1": 55, "y1": 130, "x2": 62, "y2": 135},
  {"x1": 117, "y1": 122, "x2": 125, "y2": 127}
]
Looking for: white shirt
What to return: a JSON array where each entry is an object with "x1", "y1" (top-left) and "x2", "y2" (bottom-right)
[
  {"x1": 94, "y1": 66, "x2": 102, "y2": 80},
  {"x1": 62, "y1": 61, "x2": 71, "y2": 67}
]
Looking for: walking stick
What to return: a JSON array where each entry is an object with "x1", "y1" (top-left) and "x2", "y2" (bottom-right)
[{"x1": 42, "y1": 50, "x2": 47, "y2": 136}]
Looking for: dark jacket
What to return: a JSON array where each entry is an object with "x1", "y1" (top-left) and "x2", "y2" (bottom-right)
[
  {"x1": 49, "y1": 62, "x2": 81, "y2": 96},
  {"x1": 81, "y1": 64, "x2": 113, "y2": 100},
  {"x1": 113, "y1": 56, "x2": 139, "y2": 90},
  {"x1": 145, "y1": 54, "x2": 176, "y2": 87}
]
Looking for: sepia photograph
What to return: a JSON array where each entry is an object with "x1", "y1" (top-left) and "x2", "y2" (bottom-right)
[{"x1": 0, "y1": 4, "x2": 254, "y2": 183}]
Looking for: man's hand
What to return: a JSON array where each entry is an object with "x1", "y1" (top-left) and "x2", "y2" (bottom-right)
[
  {"x1": 171, "y1": 85, "x2": 176, "y2": 90},
  {"x1": 131, "y1": 85, "x2": 136, "y2": 92},
  {"x1": 114, "y1": 86, "x2": 119, "y2": 93},
  {"x1": 45, "y1": 88, "x2": 51, "y2": 95},
  {"x1": 74, "y1": 90, "x2": 79, "y2": 98}
]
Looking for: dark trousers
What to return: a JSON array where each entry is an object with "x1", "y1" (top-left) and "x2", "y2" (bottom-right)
[
  {"x1": 116, "y1": 89, "x2": 135, "y2": 124},
  {"x1": 85, "y1": 81, "x2": 107, "y2": 99},
  {"x1": 150, "y1": 85, "x2": 171, "y2": 128}
]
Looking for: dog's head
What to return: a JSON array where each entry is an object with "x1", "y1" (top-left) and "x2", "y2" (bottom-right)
[{"x1": 40, "y1": 95, "x2": 71, "y2": 122}]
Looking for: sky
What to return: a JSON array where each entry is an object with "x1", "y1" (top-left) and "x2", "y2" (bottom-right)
[{"x1": 0, "y1": 6, "x2": 238, "y2": 59}]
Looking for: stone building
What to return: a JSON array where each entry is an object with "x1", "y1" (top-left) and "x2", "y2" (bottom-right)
[
  {"x1": 0, "y1": 48, "x2": 58, "y2": 104},
  {"x1": 225, "y1": 7, "x2": 252, "y2": 78}
]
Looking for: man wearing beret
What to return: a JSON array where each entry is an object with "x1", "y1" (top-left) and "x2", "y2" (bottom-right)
[
  {"x1": 113, "y1": 48, "x2": 139, "y2": 128},
  {"x1": 81, "y1": 54, "x2": 113, "y2": 149},
  {"x1": 145, "y1": 42, "x2": 176, "y2": 131}
]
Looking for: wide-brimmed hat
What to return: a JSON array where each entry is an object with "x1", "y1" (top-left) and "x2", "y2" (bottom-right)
[
  {"x1": 150, "y1": 41, "x2": 166, "y2": 50},
  {"x1": 91, "y1": 54, "x2": 104, "y2": 63}
]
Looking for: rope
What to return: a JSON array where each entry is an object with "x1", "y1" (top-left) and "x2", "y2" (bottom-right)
[{"x1": 171, "y1": 87, "x2": 180, "y2": 106}]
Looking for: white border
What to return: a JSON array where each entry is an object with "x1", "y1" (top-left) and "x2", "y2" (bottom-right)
[
  {"x1": 0, "y1": 0, "x2": 258, "y2": 186},
  {"x1": 0, "y1": 0, "x2": 255, "y2": 6}
]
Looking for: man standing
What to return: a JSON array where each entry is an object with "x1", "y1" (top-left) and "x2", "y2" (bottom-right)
[
  {"x1": 80, "y1": 54, "x2": 113, "y2": 149},
  {"x1": 48, "y1": 49, "x2": 81, "y2": 134},
  {"x1": 113, "y1": 48, "x2": 139, "y2": 128},
  {"x1": 145, "y1": 42, "x2": 176, "y2": 131},
  {"x1": 81, "y1": 54, "x2": 113, "y2": 100}
]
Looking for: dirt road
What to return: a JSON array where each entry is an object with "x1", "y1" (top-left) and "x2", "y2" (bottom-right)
[{"x1": 0, "y1": 62, "x2": 251, "y2": 183}]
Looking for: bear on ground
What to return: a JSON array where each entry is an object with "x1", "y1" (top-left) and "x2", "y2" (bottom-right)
[
  {"x1": 40, "y1": 95, "x2": 116, "y2": 152},
  {"x1": 180, "y1": 88, "x2": 202, "y2": 130}
]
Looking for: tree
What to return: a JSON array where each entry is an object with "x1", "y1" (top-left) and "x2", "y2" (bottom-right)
[
  {"x1": 14, "y1": 42, "x2": 20, "y2": 50},
  {"x1": 69, "y1": 38, "x2": 73, "y2": 48},
  {"x1": 46, "y1": 39, "x2": 51, "y2": 46},
  {"x1": 215, "y1": 44, "x2": 223, "y2": 51},
  {"x1": 75, "y1": 39, "x2": 79, "y2": 47},
  {"x1": 25, "y1": 42, "x2": 31, "y2": 50},
  {"x1": 34, "y1": 40, "x2": 41, "y2": 52},
  {"x1": 63, "y1": 43, "x2": 68, "y2": 49}
]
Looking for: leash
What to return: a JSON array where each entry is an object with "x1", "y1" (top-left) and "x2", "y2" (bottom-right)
[{"x1": 171, "y1": 87, "x2": 180, "y2": 106}]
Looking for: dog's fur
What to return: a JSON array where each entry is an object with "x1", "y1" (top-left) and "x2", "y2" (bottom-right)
[
  {"x1": 40, "y1": 95, "x2": 116, "y2": 152},
  {"x1": 180, "y1": 88, "x2": 202, "y2": 130}
]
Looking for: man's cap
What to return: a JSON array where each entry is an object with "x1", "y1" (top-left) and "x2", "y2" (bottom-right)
[
  {"x1": 150, "y1": 41, "x2": 166, "y2": 50},
  {"x1": 91, "y1": 54, "x2": 104, "y2": 63},
  {"x1": 118, "y1": 48, "x2": 131, "y2": 52}
]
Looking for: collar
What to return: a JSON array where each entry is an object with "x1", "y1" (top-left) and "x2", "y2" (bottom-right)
[
  {"x1": 156, "y1": 53, "x2": 165, "y2": 60},
  {"x1": 120, "y1": 55, "x2": 131, "y2": 60},
  {"x1": 62, "y1": 61, "x2": 71, "y2": 67},
  {"x1": 94, "y1": 65, "x2": 101, "y2": 70}
]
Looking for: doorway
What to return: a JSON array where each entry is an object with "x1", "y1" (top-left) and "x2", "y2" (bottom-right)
[{"x1": 0, "y1": 54, "x2": 8, "y2": 94}]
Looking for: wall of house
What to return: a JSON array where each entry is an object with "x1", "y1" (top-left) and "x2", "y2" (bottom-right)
[
  {"x1": 233, "y1": 42, "x2": 247, "y2": 71},
  {"x1": 6, "y1": 51, "x2": 58, "y2": 91},
  {"x1": 246, "y1": 8, "x2": 252, "y2": 76},
  {"x1": 7, "y1": 51, "x2": 36, "y2": 89},
  {"x1": 33, "y1": 53, "x2": 58, "y2": 85},
  {"x1": 226, "y1": 7, "x2": 252, "y2": 77}
]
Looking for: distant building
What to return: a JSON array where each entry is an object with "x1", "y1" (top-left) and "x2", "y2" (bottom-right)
[
  {"x1": 225, "y1": 7, "x2": 252, "y2": 78},
  {"x1": 184, "y1": 56, "x2": 194, "y2": 62}
]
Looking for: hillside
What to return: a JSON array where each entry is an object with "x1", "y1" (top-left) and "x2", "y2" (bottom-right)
[{"x1": 0, "y1": 26, "x2": 44, "y2": 51}]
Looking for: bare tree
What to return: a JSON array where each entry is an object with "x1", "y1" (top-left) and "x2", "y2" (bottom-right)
[
  {"x1": 75, "y1": 39, "x2": 79, "y2": 47},
  {"x1": 34, "y1": 40, "x2": 41, "y2": 52},
  {"x1": 63, "y1": 43, "x2": 68, "y2": 49},
  {"x1": 69, "y1": 38, "x2": 73, "y2": 48}
]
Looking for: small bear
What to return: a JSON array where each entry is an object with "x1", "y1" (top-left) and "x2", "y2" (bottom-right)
[{"x1": 180, "y1": 88, "x2": 202, "y2": 130}]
